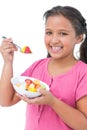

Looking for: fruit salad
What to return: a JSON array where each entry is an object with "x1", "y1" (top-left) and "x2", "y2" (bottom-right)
[
  {"x1": 25, "y1": 79, "x2": 46, "y2": 92},
  {"x1": 15, "y1": 78, "x2": 46, "y2": 92}
]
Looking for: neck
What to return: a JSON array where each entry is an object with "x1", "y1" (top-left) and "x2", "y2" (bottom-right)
[
  {"x1": 48, "y1": 57, "x2": 78, "y2": 76},
  {"x1": 51, "y1": 57, "x2": 77, "y2": 67}
]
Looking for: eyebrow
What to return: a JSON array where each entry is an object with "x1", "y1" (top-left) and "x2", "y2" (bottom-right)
[{"x1": 45, "y1": 28, "x2": 70, "y2": 33}]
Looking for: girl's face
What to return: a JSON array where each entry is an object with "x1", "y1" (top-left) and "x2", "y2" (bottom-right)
[{"x1": 44, "y1": 15, "x2": 82, "y2": 60}]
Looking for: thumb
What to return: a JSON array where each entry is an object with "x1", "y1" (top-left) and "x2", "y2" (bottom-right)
[{"x1": 39, "y1": 89, "x2": 49, "y2": 96}]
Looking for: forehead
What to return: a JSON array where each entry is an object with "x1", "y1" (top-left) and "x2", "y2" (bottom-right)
[{"x1": 45, "y1": 15, "x2": 75, "y2": 31}]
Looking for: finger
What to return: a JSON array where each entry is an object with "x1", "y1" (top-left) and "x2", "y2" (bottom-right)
[
  {"x1": 16, "y1": 93, "x2": 23, "y2": 99},
  {"x1": 39, "y1": 89, "x2": 49, "y2": 95},
  {"x1": 2, "y1": 37, "x2": 17, "y2": 50},
  {"x1": 5, "y1": 43, "x2": 18, "y2": 52},
  {"x1": 17, "y1": 94, "x2": 32, "y2": 104},
  {"x1": 21, "y1": 95, "x2": 42, "y2": 104},
  {"x1": 3, "y1": 37, "x2": 13, "y2": 43}
]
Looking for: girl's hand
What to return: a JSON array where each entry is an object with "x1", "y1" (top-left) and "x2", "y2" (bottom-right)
[
  {"x1": 0, "y1": 38, "x2": 18, "y2": 63},
  {"x1": 17, "y1": 89, "x2": 55, "y2": 106}
]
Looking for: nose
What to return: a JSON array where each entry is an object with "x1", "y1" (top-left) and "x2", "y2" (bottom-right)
[{"x1": 51, "y1": 35, "x2": 59, "y2": 44}]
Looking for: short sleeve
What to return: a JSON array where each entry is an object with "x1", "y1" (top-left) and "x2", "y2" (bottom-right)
[
  {"x1": 20, "y1": 58, "x2": 49, "y2": 77},
  {"x1": 76, "y1": 72, "x2": 87, "y2": 101},
  {"x1": 20, "y1": 60, "x2": 41, "y2": 76}
]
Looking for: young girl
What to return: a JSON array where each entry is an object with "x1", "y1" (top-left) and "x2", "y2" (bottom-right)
[{"x1": 0, "y1": 6, "x2": 87, "y2": 130}]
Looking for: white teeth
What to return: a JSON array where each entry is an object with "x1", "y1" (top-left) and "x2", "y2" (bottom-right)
[{"x1": 52, "y1": 46, "x2": 62, "y2": 51}]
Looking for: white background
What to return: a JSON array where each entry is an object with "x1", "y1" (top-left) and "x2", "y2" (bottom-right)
[{"x1": 0, "y1": 0, "x2": 87, "y2": 130}]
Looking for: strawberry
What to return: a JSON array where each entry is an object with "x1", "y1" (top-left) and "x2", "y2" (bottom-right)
[
  {"x1": 25, "y1": 46, "x2": 32, "y2": 53},
  {"x1": 25, "y1": 79, "x2": 32, "y2": 86}
]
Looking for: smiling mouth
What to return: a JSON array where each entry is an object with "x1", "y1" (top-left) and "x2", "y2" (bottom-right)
[{"x1": 51, "y1": 46, "x2": 63, "y2": 53}]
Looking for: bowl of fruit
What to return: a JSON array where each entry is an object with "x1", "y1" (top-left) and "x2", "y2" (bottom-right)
[{"x1": 11, "y1": 76, "x2": 49, "y2": 98}]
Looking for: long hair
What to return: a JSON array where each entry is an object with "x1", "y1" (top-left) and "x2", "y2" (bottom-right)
[{"x1": 79, "y1": 31, "x2": 87, "y2": 63}]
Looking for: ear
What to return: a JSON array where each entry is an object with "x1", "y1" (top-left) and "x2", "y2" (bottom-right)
[{"x1": 76, "y1": 34, "x2": 83, "y2": 44}]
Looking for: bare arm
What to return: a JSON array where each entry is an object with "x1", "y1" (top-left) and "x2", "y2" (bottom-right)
[
  {"x1": 0, "y1": 38, "x2": 20, "y2": 106},
  {"x1": 51, "y1": 96, "x2": 87, "y2": 130}
]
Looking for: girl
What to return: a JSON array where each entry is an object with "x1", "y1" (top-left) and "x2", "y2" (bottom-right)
[{"x1": 0, "y1": 6, "x2": 87, "y2": 130}]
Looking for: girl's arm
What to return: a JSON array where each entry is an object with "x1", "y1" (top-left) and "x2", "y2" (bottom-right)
[
  {"x1": 0, "y1": 63, "x2": 20, "y2": 106},
  {"x1": 51, "y1": 95, "x2": 87, "y2": 130},
  {"x1": 0, "y1": 38, "x2": 20, "y2": 106}
]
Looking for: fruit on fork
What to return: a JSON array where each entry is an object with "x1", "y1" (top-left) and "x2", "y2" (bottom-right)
[
  {"x1": 21, "y1": 46, "x2": 32, "y2": 53},
  {"x1": 2, "y1": 36, "x2": 32, "y2": 54}
]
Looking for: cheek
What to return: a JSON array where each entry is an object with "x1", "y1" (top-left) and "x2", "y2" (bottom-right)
[
  {"x1": 44, "y1": 36, "x2": 49, "y2": 46},
  {"x1": 64, "y1": 42, "x2": 75, "y2": 52},
  {"x1": 62, "y1": 39, "x2": 75, "y2": 52},
  {"x1": 62, "y1": 37, "x2": 74, "y2": 46}
]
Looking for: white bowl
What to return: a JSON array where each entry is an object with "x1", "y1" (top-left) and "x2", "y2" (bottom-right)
[{"x1": 11, "y1": 76, "x2": 49, "y2": 98}]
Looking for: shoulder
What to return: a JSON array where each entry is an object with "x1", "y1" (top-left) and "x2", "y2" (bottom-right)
[
  {"x1": 75, "y1": 61, "x2": 87, "y2": 101},
  {"x1": 76, "y1": 60, "x2": 87, "y2": 72},
  {"x1": 75, "y1": 61, "x2": 87, "y2": 80},
  {"x1": 31, "y1": 57, "x2": 50, "y2": 67},
  {"x1": 72, "y1": 60, "x2": 87, "y2": 80},
  {"x1": 78, "y1": 60, "x2": 87, "y2": 67},
  {"x1": 21, "y1": 58, "x2": 50, "y2": 76}
]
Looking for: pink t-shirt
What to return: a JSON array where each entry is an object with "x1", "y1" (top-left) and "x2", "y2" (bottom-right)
[{"x1": 21, "y1": 58, "x2": 87, "y2": 130}]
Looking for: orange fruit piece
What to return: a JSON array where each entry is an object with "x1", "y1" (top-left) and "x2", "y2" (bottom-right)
[{"x1": 16, "y1": 83, "x2": 21, "y2": 87}]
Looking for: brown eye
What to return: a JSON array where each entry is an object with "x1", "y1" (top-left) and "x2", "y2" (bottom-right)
[
  {"x1": 45, "y1": 31, "x2": 52, "y2": 35},
  {"x1": 60, "y1": 32, "x2": 68, "y2": 36}
]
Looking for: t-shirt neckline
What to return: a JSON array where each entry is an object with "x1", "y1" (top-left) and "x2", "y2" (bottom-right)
[{"x1": 45, "y1": 58, "x2": 81, "y2": 79}]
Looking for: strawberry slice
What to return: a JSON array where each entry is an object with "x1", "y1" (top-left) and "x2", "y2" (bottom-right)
[
  {"x1": 25, "y1": 46, "x2": 32, "y2": 53},
  {"x1": 25, "y1": 79, "x2": 32, "y2": 86}
]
